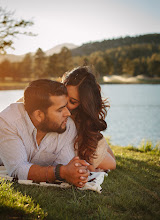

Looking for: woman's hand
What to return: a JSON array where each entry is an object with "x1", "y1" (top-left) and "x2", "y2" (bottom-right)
[{"x1": 60, "y1": 157, "x2": 90, "y2": 188}]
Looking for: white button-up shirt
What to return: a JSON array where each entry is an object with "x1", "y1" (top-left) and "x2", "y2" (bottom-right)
[{"x1": 0, "y1": 103, "x2": 76, "y2": 180}]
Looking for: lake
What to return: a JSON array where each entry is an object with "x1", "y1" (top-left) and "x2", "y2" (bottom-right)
[{"x1": 0, "y1": 84, "x2": 160, "y2": 146}]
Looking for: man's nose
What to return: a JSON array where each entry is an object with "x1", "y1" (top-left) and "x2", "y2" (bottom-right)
[{"x1": 64, "y1": 107, "x2": 71, "y2": 117}]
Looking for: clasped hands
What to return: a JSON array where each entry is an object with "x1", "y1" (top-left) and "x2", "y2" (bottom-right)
[{"x1": 60, "y1": 156, "x2": 95, "y2": 188}]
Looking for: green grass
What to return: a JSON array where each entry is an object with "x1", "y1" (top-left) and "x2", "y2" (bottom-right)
[
  {"x1": 126, "y1": 139, "x2": 160, "y2": 154},
  {"x1": 0, "y1": 145, "x2": 160, "y2": 219},
  {"x1": 0, "y1": 179, "x2": 46, "y2": 219}
]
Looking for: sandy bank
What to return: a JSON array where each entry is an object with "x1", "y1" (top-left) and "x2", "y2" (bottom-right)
[{"x1": 103, "y1": 75, "x2": 160, "y2": 84}]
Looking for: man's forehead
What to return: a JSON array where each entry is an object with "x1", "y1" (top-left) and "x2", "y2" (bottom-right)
[{"x1": 49, "y1": 95, "x2": 67, "y2": 106}]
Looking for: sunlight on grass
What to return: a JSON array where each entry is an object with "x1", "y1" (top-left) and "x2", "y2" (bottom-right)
[
  {"x1": 0, "y1": 179, "x2": 47, "y2": 219},
  {"x1": 126, "y1": 139, "x2": 160, "y2": 154}
]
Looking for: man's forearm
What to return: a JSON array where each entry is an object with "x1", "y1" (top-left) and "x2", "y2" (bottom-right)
[
  {"x1": 28, "y1": 157, "x2": 90, "y2": 187},
  {"x1": 28, "y1": 165, "x2": 55, "y2": 183}
]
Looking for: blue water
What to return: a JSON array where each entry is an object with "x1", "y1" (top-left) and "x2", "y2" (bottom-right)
[
  {"x1": 0, "y1": 85, "x2": 160, "y2": 146},
  {"x1": 0, "y1": 90, "x2": 24, "y2": 111},
  {"x1": 101, "y1": 84, "x2": 160, "y2": 146}
]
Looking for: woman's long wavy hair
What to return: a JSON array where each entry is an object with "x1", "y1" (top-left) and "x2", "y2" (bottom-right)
[{"x1": 62, "y1": 66, "x2": 110, "y2": 163}]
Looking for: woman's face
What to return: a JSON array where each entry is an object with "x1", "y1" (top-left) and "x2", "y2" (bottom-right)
[{"x1": 66, "y1": 85, "x2": 80, "y2": 111}]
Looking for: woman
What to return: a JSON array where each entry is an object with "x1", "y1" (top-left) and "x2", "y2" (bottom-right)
[{"x1": 62, "y1": 66, "x2": 116, "y2": 171}]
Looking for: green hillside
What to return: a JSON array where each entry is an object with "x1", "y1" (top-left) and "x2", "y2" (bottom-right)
[
  {"x1": 0, "y1": 33, "x2": 160, "y2": 82},
  {"x1": 71, "y1": 34, "x2": 160, "y2": 77},
  {"x1": 71, "y1": 33, "x2": 160, "y2": 56}
]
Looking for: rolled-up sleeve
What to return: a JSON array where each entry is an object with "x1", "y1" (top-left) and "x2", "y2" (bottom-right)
[
  {"x1": 0, "y1": 118, "x2": 33, "y2": 180},
  {"x1": 91, "y1": 137, "x2": 109, "y2": 168}
]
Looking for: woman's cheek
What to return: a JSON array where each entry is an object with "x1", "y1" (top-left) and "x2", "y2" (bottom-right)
[
  {"x1": 67, "y1": 103, "x2": 79, "y2": 111},
  {"x1": 67, "y1": 102, "x2": 74, "y2": 111}
]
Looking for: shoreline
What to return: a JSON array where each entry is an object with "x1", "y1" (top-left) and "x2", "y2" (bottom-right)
[
  {"x1": 0, "y1": 75, "x2": 160, "y2": 90},
  {"x1": 0, "y1": 82, "x2": 28, "y2": 91},
  {"x1": 101, "y1": 75, "x2": 160, "y2": 84}
]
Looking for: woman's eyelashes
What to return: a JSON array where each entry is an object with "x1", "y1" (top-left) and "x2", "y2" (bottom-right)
[{"x1": 70, "y1": 99, "x2": 77, "y2": 105}]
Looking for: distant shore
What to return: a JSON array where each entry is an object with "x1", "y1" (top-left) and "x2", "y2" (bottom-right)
[
  {"x1": 0, "y1": 75, "x2": 160, "y2": 90},
  {"x1": 0, "y1": 82, "x2": 28, "y2": 91},
  {"x1": 101, "y1": 75, "x2": 160, "y2": 84}
]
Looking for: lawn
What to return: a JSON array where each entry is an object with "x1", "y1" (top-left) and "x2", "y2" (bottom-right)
[{"x1": 0, "y1": 145, "x2": 160, "y2": 219}]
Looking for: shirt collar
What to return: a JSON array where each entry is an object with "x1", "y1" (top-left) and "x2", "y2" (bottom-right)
[{"x1": 24, "y1": 111, "x2": 36, "y2": 136}]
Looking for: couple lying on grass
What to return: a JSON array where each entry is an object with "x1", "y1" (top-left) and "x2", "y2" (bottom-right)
[{"x1": 0, "y1": 66, "x2": 116, "y2": 188}]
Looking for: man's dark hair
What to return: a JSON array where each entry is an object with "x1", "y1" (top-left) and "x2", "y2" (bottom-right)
[{"x1": 24, "y1": 79, "x2": 67, "y2": 114}]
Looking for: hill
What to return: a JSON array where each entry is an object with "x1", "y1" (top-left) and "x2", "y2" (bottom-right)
[
  {"x1": 0, "y1": 43, "x2": 78, "y2": 63},
  {"x1": 0, "y1": 54, "x2": 25, "y2": 63},
  {"x1": 71, "y1": 33, "x2": 160, "y2": 56},
  {"x1": 1, "y1": 33, "x2": 160, "y2": 80},
  {"x1": 45, "y1": 43, "x2": 77, "y2": 56}
]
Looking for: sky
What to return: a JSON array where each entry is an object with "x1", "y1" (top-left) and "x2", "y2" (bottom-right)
[{"x1": 1, "y1": 0, "x2": 160, "y2": 55}]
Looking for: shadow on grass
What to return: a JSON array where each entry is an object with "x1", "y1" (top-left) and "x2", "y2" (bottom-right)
[
  {"x1": 114, "y1": 155, "x2": 160, "y2": 196},
  {"x1": 100, "y1": 154, "x2": 160, "y2": 219},
  {"x1": 0, "y1": 207, "x2": 35, "y2": 220},
  {"x1": 11, "y1": 153, "x2": 160, "y2": 220}
]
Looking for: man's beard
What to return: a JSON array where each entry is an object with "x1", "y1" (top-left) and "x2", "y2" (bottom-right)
[{"x1": 37, "y1": 116, "x2": 67, "y2": 134}]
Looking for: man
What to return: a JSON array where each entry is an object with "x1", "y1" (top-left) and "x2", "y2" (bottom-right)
[{"x1": 0, "y1": 79, "x2": 89, "y2": 187}]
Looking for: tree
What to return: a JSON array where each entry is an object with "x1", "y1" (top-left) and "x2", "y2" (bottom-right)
[
  {"x1": 0, "y1": 6, "x2": 34, "y2": 54},
  {"x1": 33, "y1": 48, "x2": 46, "y2": 78},
  {"x1": 10, "y1": 62, "x2": 23, "y2": 81},
  {"x1": 89, "y1": 52, "x2": 106, "y2": 76},
  {"x1": 19, "y1": 53, "x2": 33, "y2": 79},
  {"x1": 103, "y1": 53, "x2": 113, "y2": 75},
  {"x1": 0, "y1": 59, "x2": 12, "y2": 80},
  {"x1": 46, "y1": 53, "x2": 59, "y2": 77},
  {"x1": 58, "y1": 47, "x2": 73, "y2": 76},
  {"x1": 148, "y1": 53, "x2": 160, "y2": 77}
]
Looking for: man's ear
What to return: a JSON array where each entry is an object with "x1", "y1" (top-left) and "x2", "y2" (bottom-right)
[{"x1": 32, "y1": 110, "x2": 45, "y2": 123}]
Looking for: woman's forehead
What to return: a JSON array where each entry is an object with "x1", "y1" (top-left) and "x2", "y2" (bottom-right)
[{"x1": 66, "y1": 85, "x2": 80, "y2": 101}]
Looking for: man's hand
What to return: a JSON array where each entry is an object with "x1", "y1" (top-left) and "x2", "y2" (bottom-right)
[
  {"x1": 60, "y1": 157, "x2": 90, "y2": 188},
  {"x1": 75, "y1": 162, "x2": 96, "y2": 172}
]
